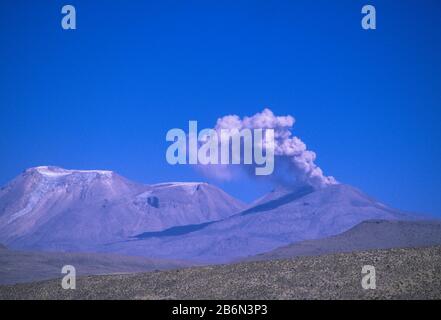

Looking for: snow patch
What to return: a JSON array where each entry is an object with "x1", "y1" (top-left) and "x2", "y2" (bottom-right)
[
  {"x1": 152, "y1": 182, "x2": 205, "y2": 188},
  {"x1": 150, "y1": 182, "x2": 207, "y2": 196},
  {"x1": 34, "y1": 166, "x2": 113, "y2": 178}
]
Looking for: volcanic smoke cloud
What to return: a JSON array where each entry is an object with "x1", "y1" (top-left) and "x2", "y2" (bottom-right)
[{"x1": 199, "y1": 108, "x2": 337, "y2": 189}]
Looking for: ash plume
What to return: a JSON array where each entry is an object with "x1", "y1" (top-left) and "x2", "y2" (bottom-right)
[{"x1": 199, "y1": 108, "x2": 337, "y2": 189}]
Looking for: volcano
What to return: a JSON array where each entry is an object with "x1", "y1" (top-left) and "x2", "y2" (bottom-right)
[
  {"x1": 0, "y1": 167, "x2": 428, "y2": 263},
  {"x1": 0, "y1": 166, "x2": 244, "y2": 251},
  {"x1": 104, "y1": 183, "x2": 420, "y2": 262}
]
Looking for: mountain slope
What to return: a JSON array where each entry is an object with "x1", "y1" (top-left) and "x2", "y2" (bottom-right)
[
  {"x1": 241, "y1": 219, "x2": 441, "y2": 262},
  {"x1": 104, "y1": 184, "x2": 419, "y2": 262},
  {"x1": 0, "y1": 166, "x2": 244, "y2": 251}
]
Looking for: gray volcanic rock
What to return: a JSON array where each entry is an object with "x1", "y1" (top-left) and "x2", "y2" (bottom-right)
[
  {"x1": 0, "y1": 166, "x2": 244, "y2": 251},
  {"x1": 1, "y1": 246, "x2": 440, "y2": 300},
  {"x1": 104, "y1": 184, "x2": 419, "y2": 263},
  {"x1": 0, "y1": 247, "x2": 188, "y2": 285},
  {"x1": 241, "y1": 219, "x2": 441, "y2": 262}
]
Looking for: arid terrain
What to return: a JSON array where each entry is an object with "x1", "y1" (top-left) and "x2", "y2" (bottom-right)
[
  {"x1": 0, "y1": 245, "x2": 187, "y2": 285},
  {"x1": 1, "y1": 246, "x2": 440, "y2": 300}
]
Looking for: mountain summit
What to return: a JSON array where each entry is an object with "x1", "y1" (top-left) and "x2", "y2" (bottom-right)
[{"x1": 0, "y1": 166, "x2": 244, "y2": 251}]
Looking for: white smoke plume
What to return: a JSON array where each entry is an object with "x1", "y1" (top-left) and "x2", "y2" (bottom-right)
[{"x1": 198, "y1": 108, "x2": 337, "y2": 189}]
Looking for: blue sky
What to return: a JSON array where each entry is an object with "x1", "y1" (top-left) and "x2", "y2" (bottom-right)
[{"x1": 1, "y1": 0, "x2": 440, "y2": 216}]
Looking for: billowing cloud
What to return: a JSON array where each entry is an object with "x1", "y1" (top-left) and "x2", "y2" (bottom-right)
[{"x1": 197, "y1": 108, "x2": 337, "y2": 189}]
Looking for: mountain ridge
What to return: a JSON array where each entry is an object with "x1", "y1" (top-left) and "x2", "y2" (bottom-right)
[
  {"x1": 104, "y1": 183, "x2": 419, "y2": 262},
  {"x1": 0, "y1": 166, "x2": 245, "y2": 251},
  {"x1": 0, "y1": 166, "x2": 429, "y2": 263},
  {"x1": 240, "y1": 219, "x2": 441, "y2": 262}
]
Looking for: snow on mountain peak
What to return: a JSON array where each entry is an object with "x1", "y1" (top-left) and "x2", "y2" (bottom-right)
[
  {"x1": 152, "y1": 182, "x2": 206, "y2": 188},
  {"x1": 150, "y1": 182, "x2": 208, "y2": 195},
  {"x1": 32, "y1": 166, "x2": 113, "y2": 178}
]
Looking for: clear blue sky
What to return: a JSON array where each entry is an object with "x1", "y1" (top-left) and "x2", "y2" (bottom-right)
[{"x1": 1, "y1": 0, "x2": 440, "y2": 216}]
